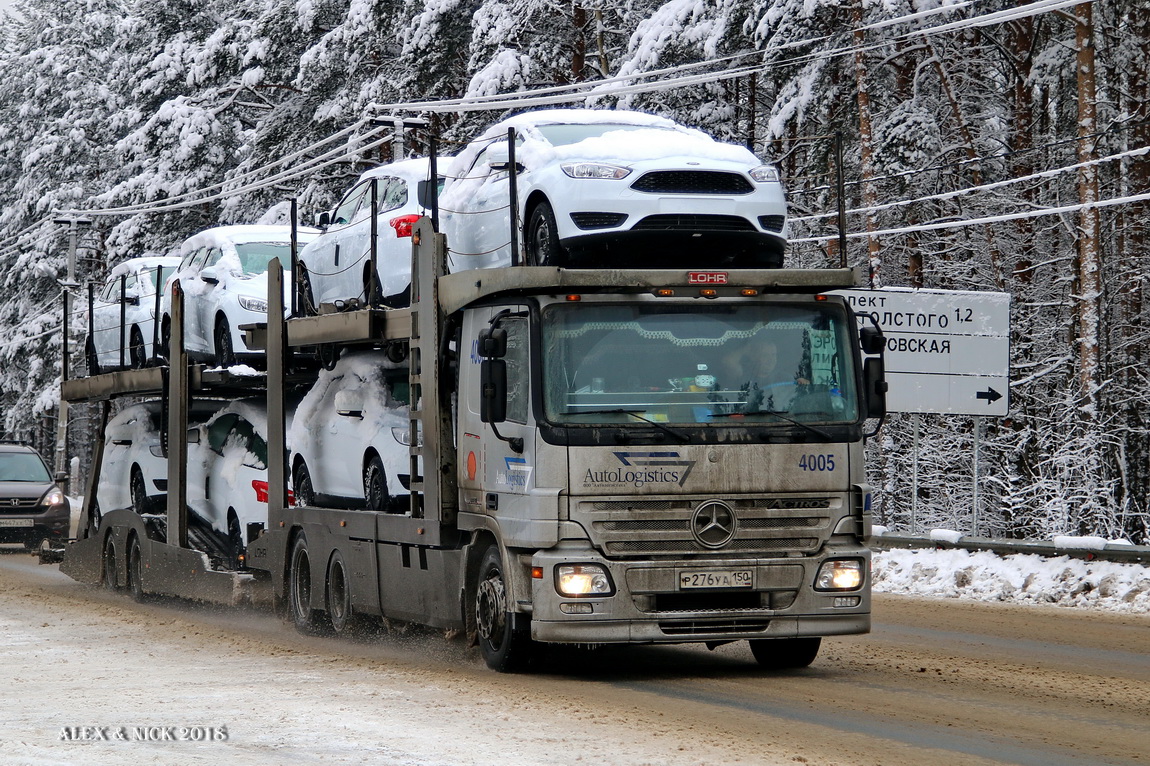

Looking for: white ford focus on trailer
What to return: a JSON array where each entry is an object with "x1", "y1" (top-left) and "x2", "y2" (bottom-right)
[
  {"x1": 288, "y1": 350, "x2": 411, "y2": 512},
  {"x1": 160, "y1": 225, "x2": 318, "y2": 367},
  {"x1": 440, "y1": 108, "x2": 789, "y2": 272},
  {"x1": 86, "y1": 255, "x2": 180, "y2": 374},
  {"x1": 298, "y1": 157, "x2": 442, "y2": 312}
]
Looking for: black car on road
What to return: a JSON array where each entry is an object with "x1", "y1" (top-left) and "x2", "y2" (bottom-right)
[{"x1": 0, "y1": 443, "x2": 69, "y2": 550}]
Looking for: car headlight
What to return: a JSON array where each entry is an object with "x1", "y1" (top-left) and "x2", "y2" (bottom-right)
[
  {"x1": 814, "y1": 559, "x2": 864, "y2": 591},
  {"x1": 391, "y1": 426, "x2": 423, "y2": 447},
  {"x1": 556, "y1": 564, "x2": 614, "y2": 597},
  {"x1": 749, "y1": 164, "x2": 781, "y2": 183},
  {"x1": 149, "y1": 444, "x2": 165, "y2": 457},
  {"x1": 238, "y1": 296, "x2": 268, "y2": 312},
  {"x1": 42, "y1": 488, "x2": 66, "y2": 508},
  {"x1": 561, "y1": 162, "x2": 632, "y2": 180}
]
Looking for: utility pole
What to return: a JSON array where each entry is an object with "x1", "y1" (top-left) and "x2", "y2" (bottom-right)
[{"x1": 52, "y1": 217, "x2": 91, "y2": 487}]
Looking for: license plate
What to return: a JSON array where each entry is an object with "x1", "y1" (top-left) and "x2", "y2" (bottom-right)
[
  {"x1": 679, "y1": 569, "x2": 753, "y2": 589},
  {"x1": 0, "y1": 518, "x2": 34, "y2": 528}
]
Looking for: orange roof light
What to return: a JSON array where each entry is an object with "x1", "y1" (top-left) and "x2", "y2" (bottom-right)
[{"x1": 566, "y1": 294, "x2": 581, "y2": 301}]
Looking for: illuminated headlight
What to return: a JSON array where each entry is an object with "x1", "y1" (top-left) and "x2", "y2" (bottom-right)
[
  {"x1": 556, "y1": 564, "x2": 614, "y2": 597},
  {"x1": 42, "y1": 488, "x2": 66, "y2": 508},
  {"x1": 814, "y1": 559, "x2": 863, "y2": 591},
  {"x1": 561, "y1": 162, "x2": 632, "y2": 180},
  {"x1": 749, "y1": 164, "x2": 780, "y2": 183},
  {"x1": 238, "y1": 296, "x2": 268, "y2": 312}
]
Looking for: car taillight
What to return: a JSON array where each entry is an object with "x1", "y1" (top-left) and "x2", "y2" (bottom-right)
[
  {"x1": 252, "y1": 480, "x2": 294, "y2": 505},
  {"x1": 390, "y1": 214, "x2": 420, "y2": 238}
]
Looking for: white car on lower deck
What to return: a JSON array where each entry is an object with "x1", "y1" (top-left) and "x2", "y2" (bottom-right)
[
  {"x1": 440, "y1": 109, "x2": 788, "y2": 271},
  {"x1": 288, "y1": 350, "x2": 411, "y2": 512}
]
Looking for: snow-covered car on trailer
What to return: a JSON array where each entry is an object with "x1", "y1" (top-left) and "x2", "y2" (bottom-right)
[
  {"x1": 92, "y1": 400, "x2": 219, "y2": 535},
  {"x1": 288, "y1": 350, "x2": 411, "y2": 513},
  {"x1": 298, "y1": 157, "x2": 442, "y2": 312},
  {"x1": 160, "y1": 225, "x2": 318, "y2": 367},
  {"x1": 86, "y1": 255, "x2": 180, "y2": 374},
  {"x1": 186, "y1": 399, "x2": 291, "y2": 567},
  {"x1": 440, "y1": 108, "x2": 788, "y2": 271}
]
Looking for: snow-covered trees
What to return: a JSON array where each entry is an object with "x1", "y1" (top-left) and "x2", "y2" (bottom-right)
[{"x1": 0, "y1": 0, "x2": 1145, "y2": 542}]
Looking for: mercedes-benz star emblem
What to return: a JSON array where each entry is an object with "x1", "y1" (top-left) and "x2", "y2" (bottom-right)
[{"x1": 691, "y1": 500, "x2": 737, "y2": 548}]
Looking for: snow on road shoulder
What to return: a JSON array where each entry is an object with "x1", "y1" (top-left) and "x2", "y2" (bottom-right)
[{"x1": 873, "y1": 547, "x2": 1150, "y2": 613}]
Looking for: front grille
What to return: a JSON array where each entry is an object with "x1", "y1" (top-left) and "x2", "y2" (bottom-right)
[
  {"x1": 631, "y1": 214, "x2": 757, "y2": 232},
  {"x1": 570, "y1": 212, "x2": 628, "y2": 230},
  {"x1": 758, "y1": 214, "x2": 786, "y2": 232},
  {"x1": 655, "y1": 592, "x2": 762, "y2": 612},
  {"x1": 631, "y1": 171, "x2": 754, "y2": 195},
  {"x1": 0, "y1": 498, "x2": 39, "y2": 515},
  {"x1": 659, "y1": 616, "x2": 771, "y2": 636},
  {"x1": 581, "y1": 496, "x2": 837, "y2": 559}
]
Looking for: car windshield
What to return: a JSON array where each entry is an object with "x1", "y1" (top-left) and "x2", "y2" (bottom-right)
[
  {"x1": 0, "y1": 452, "x2": 52, "y2": 482},
  {"x1": 143, "y1": 265, "x2": 175, "y2": 290},
  {"x1": 542, "y1": 302, "x2": 860, "y2": 426},
  {"x1": 233, "y1": 243, "x2": 291, "y2": 276},
  {"x1": 534, "y1": 123, "x2": 678, "y2": 147}
]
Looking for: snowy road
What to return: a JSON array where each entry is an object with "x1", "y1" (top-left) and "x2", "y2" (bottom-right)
[{"x1": 0, "y1": 550, "x2": 1147, "y2": 766}]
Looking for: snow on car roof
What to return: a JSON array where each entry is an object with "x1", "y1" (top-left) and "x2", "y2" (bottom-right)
[
  {"x1": 480, "y1": 108, "x2": 684, "y2": 137},
  {"x1": 179, "y1": 224, "x2": 320, "y2": 255},
  {"x1": 357, "y1": 157, "x2": 437, "y2": 182},
  {"x1": 107, "y1": 254, "x2": 181, "y2": 281}
]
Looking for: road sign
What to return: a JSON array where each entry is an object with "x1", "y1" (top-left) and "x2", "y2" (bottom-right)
[{"x1": 835, "y1": 288, "x2": 1011, "y2": 416}]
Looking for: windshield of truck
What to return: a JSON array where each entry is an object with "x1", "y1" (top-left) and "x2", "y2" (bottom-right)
[{"x1": 542, "y1": 302, "x2": 859, "y2": 426}]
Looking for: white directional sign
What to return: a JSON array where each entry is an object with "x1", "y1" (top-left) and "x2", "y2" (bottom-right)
[{"x1": 835, "y1": 288, "x2": 1011, "y2": 416}]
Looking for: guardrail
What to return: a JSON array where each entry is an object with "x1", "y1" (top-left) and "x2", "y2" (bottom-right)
[{"x1": 870, "y1": 531, "x2": 1150, "y2": 565}]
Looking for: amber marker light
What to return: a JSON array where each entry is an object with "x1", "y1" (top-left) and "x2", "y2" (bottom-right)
[
  {"x1": 531, "y1": 566, "x2": 544, "y2": 579},
  {"x1": 655, "y1": 288, "x2": 675, "y2": 297},
  {"x1": 741, "y1": 288, "x2": 759, "y2": 297},
  {"x1": 815, "y1": 294, "x2": 828, "y2": 301},
  {"x1": 699, "y1": 288, "x2": 718, "y2": 298},
  {"x1": 566, "y1": 294, "x2": 581, "y2": 301}
]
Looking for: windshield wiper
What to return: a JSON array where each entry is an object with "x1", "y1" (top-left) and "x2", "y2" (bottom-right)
[
  {"x1": 563, "y1": 409, "x2": 690, "y2": 443},
  {"x1": 709, "y1": 409, "x2": 832, "y2": 439}
]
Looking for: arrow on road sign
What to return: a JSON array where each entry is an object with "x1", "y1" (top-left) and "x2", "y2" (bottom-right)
[{"x1": 976, "y1": 387, "x2": 1002, "y2": 404}]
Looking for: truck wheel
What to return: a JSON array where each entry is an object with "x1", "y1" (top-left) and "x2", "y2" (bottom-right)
[
  {"x1": 749, "y1": 637, "x2": 821, "y2": 669},
  {"x1": 103, "y1": 535, "x2": 119, "y2": 591},
  {"x1": 86, "y1": 500, "x2": 102, "y2": 538},
  {"x1": 474, "y1": 545, "x2": 533, "y2": 672},
  {"x1": 227, "y1": 510, "x2": 244, "y2": 569},
  {"x1": 364, "y1": 455, "x2": 390, "y2": 512},
  {"x1": 289, "y1": 534, "x2": 330, "y2": 634},
  {"x1": 127, "y1": 535, "x2": 145, "y2": 602},
  {"x1": 526, "y1": 201, "x2": 566, "y2": 267},
  {"x1": 327, "y1": 550, "x2": 366, "y2": 636}
]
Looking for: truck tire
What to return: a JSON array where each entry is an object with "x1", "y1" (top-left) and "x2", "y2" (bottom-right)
[
  {"x1": 474, "y1": 545, "x2": 533, "y2": 672},
  {"x1": 749, "y1": 637, "x2": 821, "y2": 669},
  {"x1": 103, "y1": 535, "x2": 119, "y2": 591},
  {"x1": 289, "y1": 534, "x2": 330, "y2": 634},
  {"x1": 127, "y1": 535, "x2": 145, "y2": 602},
  {"x1": 326, "y1": 550, "x2": 367, "y2": 636}
]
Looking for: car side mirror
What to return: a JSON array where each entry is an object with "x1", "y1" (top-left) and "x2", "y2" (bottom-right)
[
  {"x1": 200, "y1": 268, "x2": 219, "y2": 285},
  {"x1": 108, "y1": 425, "x2": 134, "y2": 446},
  {"x1": 486, "y1": 142, "x2": 511, "y2": 171},
  {"x1": 186, "y1": 428, "x2": 201, "y2": 444},
  {"x1": 54, "y1": 471, "x2": 68, "y2": 484},
  {"x1": 334, "y1": 389, "x2": 364, "y2": 418},
  {"x1": 315, "y1": 211, "x2": 331, "y2": 228}
]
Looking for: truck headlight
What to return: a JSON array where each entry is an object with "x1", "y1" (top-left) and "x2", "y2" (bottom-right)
[
  {"x1": 814, "y1": 559, "x2": 863, "y2": 591},
  {"x1": 238, "y1": 296, "x2": 268, "y2": 312},
  {"x1": 556, "y1": 564, "x2": 614, "y2": 597}
]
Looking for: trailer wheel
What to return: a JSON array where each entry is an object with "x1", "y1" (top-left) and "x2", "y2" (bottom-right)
[
  {"x1": 102, "y1": 535, "x2": 119, "y2": 591},
  {"x1": 748, "y1": 637, "x2": 821, "y2": 669},
  {"x1": 127, "y1": 535, "x2": 145, "y2": 602},
  {"x1": 86, "y1": 500, "x2": 102, "y2": 538},
  {"x1": 474, "y1": 545, "x2": 533, "y2": 672},
  {"x1": 289, "y1": 534, "x2": 330, "y2": 634},
  {"x1": 326, "y1": 550, "x2": 365, "y2": 636}
]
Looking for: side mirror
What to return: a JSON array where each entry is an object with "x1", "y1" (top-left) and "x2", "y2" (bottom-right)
[
  {"x1": 334, "y1": 389, "x2": 364, "y2": 418},
  {"x1": 477, "y1": 327, "x2": 507, "y2": 359},
  {"x1": 54, "y1": 471, "x2": 68, "y2": 484},
  {"x1": 863, "y1": 357, "x2": 888, "y2": 419},
  {"x1": 315, "y1": 211, "x2": 331, "y2": 228},
  {"x1": 200, "y1": 268, "x2": 220, "y2": 285},
  {"x1": 186, "y1": 427, "x2": 201, "y2": 444},
  {"x1": 108, "y1": 425, "x2": 134, "y2": 446},
  {"x1": 480, "y1": 359, "x2": 508, "y2": 423},
  {"x1": 486, "y1": 142, "x2": 511, "y2": 171},
  {"x1": 860, "y1": 325, "x2": 885, "y2": 355}
]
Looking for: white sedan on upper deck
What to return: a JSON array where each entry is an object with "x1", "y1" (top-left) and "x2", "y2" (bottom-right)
[{"x1": 440, "y1": 109, "x2": 788, "y2": 272}]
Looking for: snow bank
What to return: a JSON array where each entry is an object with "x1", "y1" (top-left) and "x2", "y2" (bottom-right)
[{"x1": 873, "y1": 547, "x2": 1150, "y2": 613}]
